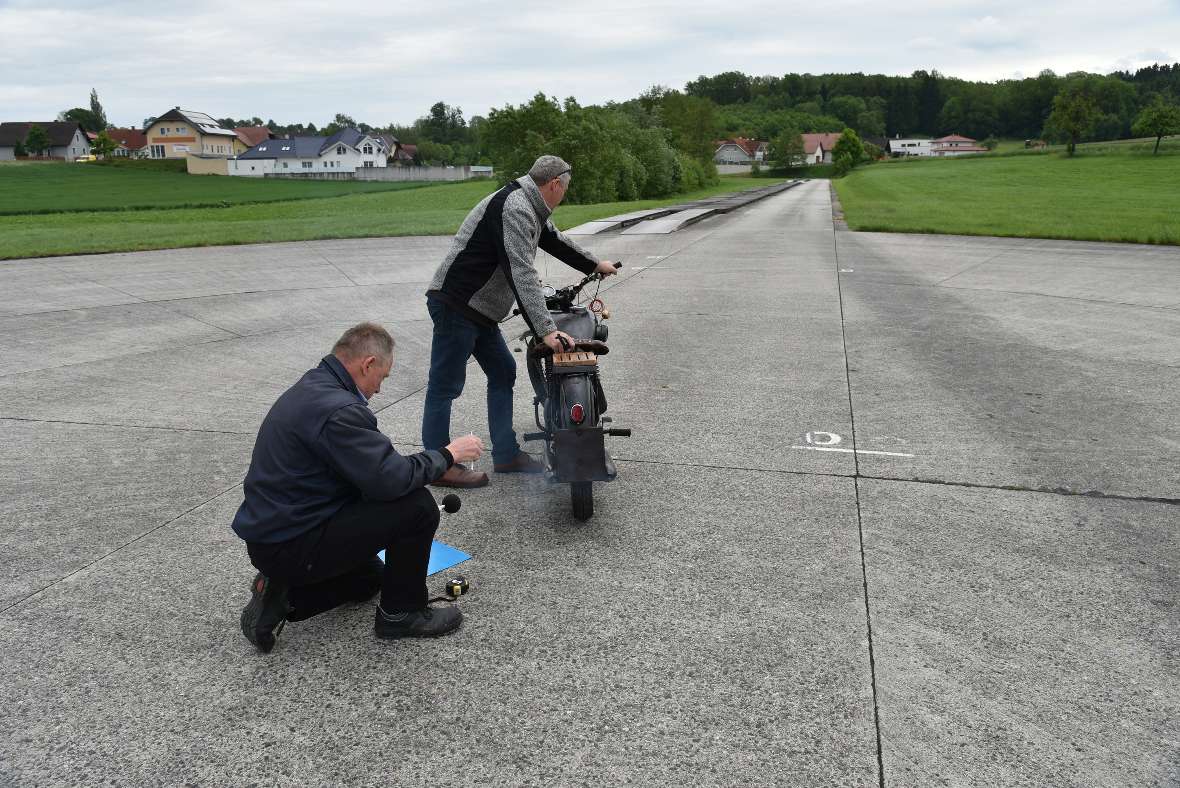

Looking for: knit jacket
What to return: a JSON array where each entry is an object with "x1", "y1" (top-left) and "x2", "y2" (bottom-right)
[{"x1": 426, "y1": 175, "x2": 598, "y2": 338}]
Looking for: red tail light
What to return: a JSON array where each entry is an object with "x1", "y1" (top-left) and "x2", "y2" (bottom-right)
[{"x1": 570, "y1": 403, "x2": 585, "y2": 424}]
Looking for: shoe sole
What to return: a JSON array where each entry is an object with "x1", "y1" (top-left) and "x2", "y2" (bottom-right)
[{"x1": 374, "y1": 621, "x2": 462, "y2": 639}]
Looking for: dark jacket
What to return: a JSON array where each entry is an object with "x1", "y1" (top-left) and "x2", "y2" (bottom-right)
[
  {"x1": 231, "y1": 355, "x2": 450, "y2": 544},
  {"x1": 426, "y1": 175, "x2": 598, "y2": 339}
]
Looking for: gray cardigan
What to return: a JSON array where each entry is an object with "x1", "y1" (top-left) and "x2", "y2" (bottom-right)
[{"x1": 426, "y1": 175, "x2": 598, "y2": 338}]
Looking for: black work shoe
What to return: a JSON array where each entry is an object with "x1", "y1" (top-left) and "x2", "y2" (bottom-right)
[
  {"x1": 374, "y1": 604, "x2": 463, "y2": 639},
  {"x1": 240, "y1": 572, "x2": 290, "y2": 653}
]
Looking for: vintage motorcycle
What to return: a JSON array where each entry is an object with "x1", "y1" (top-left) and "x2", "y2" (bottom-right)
[{"x1": 517, "y1": 262, "x2": 629, "y2": 520}]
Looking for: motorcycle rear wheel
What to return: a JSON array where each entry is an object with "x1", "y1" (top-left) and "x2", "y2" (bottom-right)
[{"x1": 571, "y1": 481, "x2": 593, "y2": 521}]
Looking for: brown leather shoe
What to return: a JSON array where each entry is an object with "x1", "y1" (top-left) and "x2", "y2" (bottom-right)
[
  {"x1": 493, "y1": 451, "x2": 545, "y2": 474},
  {"x1": 431, "y1": 464, "x2": 489, "y2": 488}
]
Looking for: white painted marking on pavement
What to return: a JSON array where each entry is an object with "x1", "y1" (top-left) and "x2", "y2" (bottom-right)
[
  {"x1": 805, "y1": 431, "x2": 842, "y2": 446},
  {"x1": 791, "y1": 446, "x2": 916, "y2": 458}
]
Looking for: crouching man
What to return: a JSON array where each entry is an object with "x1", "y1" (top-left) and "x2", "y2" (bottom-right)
[{"x1": 232, "y1": 322, "x2": 483, "y2": 652}]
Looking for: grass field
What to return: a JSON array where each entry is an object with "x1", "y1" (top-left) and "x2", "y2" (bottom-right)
[
  {"x1": 0, "y1": 175, "x2": 782, "y2": 260},
  {"x1": 834, "y1": 142, "x2": 1180, "y2": 245},
  {"x1": 0, "y1": 161, "x2": 428, "y2": 215}
]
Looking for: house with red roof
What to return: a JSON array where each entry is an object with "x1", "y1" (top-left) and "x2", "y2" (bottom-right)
[
  {"x1": 930, "y1": 134, "x2": 989, "y2": 156},
  {"x1": 105, "y1": 128, "x2": 148, "y2": 158},
  {"x1": 801, "y1": 132, "x2": 842, "y2": 165},
  {"x1": 233, "y1": 126, "x2": 274, "y2": 155},
  {"x1": 713, "y1": 137, "x2": 769, "y2": 165}
]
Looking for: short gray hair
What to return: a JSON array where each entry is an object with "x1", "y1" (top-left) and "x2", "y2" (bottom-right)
[
  {"x1": 528, "y1": 154, "x2": 571, "y2": 187},
  {"x1": 332, "y1": 322, "x2": 394, "y2": 362}
]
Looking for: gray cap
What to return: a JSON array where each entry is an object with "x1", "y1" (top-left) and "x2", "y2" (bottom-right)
[{"x1": 527, "y1": 154, "x2": 571, "y2": 184}]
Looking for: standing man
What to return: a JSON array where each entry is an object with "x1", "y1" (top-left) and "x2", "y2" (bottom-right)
[
  {"x1": 423, "y1": 155, "x2": 618, "y2": 488},
  {"x1": 233, "y1": 322, "x2": 483, "y2": 652}
]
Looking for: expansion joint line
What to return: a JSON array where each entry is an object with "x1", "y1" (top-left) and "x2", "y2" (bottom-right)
[
  {"x1": 0, "y1": 481, "x2": 244, "y2": 617},
  {"x1": 833, "y1": 230, "x2": 887, "y2": 788}
]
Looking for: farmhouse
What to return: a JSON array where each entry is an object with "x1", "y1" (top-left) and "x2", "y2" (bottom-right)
[
  {"x1": 713, "y1": 137, "x2": 769, "y2": 165},
  {"x1": 230, "y1": 128, "x2": 389, "y2": 176},
  {"x1": 144, "y1": 109, "x2": 238, "y2": 159},
  {"x1": 801, "y1": 133, "x2": 842, "y2": 164},
  {"x1": 105, "y1": 127, "x2": 148, "y2": 158},
  {"x1": 233, "y1": 126, "x2": 274, "y2": 155},
  {"x1": 0, "y1": 122, "x2": 91, "y2": 161}
]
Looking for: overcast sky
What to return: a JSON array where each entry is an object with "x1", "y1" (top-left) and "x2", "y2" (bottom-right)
[{"x1": 1, "y1": 0, "x2": 1177, "y2": 129}]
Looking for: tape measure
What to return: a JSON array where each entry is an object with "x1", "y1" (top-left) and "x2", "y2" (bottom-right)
[{"x1": 444, "y1": 575, "x2": 470, "y2": 597}]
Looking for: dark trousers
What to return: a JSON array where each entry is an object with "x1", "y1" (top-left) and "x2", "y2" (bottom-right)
[
  {"x1": 246, "y1": 488, "x2": 440, "y2": 617},
  {"x1": 422, "y1": 297, "x2": 521, "y2": 464}
]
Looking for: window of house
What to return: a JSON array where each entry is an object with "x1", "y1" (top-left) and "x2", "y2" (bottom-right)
[
  {"x1": 337, "y1": 145, "x2": 345, "y2": 155},
  {"x1": 363, "y1": 144, "x2": 372, "y2": 154},
  {"x1": 282, "y1": 162, "x2": 288, "y2": 168},
  {"x1": 364, "y1": 160, "x2": 373, "y2": 167},
  {"x1": 151, "y1": 144, "x2": 165, "y2": 158},
  {"x1": 258, "y1": 145, "x2": 267, "y2": 151},
  {"x1": 302, "y1": 161, "x2": 313, "y2": 169},
  {"x1": 281, "y1": 145, "x2": 291, "y2": 151},
  {"x1": 160, "y1": 128, "x2": 169, "y2": 135}
]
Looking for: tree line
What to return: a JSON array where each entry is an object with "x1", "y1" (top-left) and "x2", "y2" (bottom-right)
[{"x1": 684, "y1": 65, "x2": 1180, "y2": 143}]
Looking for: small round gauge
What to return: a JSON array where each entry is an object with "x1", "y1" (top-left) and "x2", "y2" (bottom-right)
[
  {"x1": 543, "y1": 285, "x2": 556, "y2": 297},
  {"x1": 589, "y1": 298, "x2": 605, "y2": 314}
]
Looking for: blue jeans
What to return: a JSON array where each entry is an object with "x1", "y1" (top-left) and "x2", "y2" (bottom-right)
[{"x1": 422, "y1": 298, "x2": 521, "y2": 464}]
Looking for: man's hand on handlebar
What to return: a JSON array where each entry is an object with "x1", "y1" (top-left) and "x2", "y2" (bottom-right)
[
  {"x1": 595, "y1": 260, "x2": 621, "y2": 277},
  {"x1": 444, "y1": 433, "x2": 484, "y2": 464},
  {"x1": 542, "y1": 330, "x2": 576, "y2": 353}
]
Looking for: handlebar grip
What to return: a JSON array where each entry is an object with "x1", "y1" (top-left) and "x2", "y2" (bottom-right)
[
  {"x1": 613, "y1": 261, "x2": 623, "y2": 269},
  {"x1": 522, "y1": 432, "x2": 548, "y2": 442}
]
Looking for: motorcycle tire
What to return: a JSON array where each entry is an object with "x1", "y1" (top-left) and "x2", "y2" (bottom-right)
[{"x1": 571, "y1": 481, "x2": 593, "y2": 521}]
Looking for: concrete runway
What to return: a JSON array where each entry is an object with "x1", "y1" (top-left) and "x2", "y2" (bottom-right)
[{"x1": 1, "y1": 181, "x2": 1177, "y2": 786}]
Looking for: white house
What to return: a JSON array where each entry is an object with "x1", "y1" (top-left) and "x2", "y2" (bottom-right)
[
  {"x1": 230, "y1": 128, "x2": 388, "y2": 176},
  {"x1": 0, "y1": 121, "x2": 91, "y2": 161},
  {"x1": 801, "y1": 133, "x2": 842, "y2": 164},
  {"x1": 713, "y1": 137, "x2": 769, "y2": 165},
  {"x1": 887, "y1": 138, "x2": 933, "y2": 157}
]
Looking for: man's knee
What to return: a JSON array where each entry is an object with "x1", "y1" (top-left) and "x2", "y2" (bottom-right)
[
  {"x1": 405, "y1": 487, "x2": 441, "y2": 532},
  {"x1": 426, "y1": 374, "x2": 466, "y2": 401},
  {"x1": 487, "y1": 353, "x2": 517, "y2": 389}
]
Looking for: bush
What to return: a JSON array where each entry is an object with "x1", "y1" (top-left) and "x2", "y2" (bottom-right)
[
  {"x1": 831, "y1": 129, "x2": 866, "y2": 165},
  {"x1": 629, "y1": 127, "x2": 678, "y2": 197},
  {"x1": 832, "y1": 152, "x2": 854, "y2": 177},
  {"x1": 673, "y1": 152, "x2": 710, "y2": 192}
]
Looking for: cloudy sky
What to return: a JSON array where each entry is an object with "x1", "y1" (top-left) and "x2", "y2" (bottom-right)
[{"x1": 1, "y1": 0, "x2": 1177, "y2": 128}]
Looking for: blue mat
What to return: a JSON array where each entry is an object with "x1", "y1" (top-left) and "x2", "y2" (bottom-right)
[{"x1": 378, "y1": 541, "x2": 470, "y2": 576}]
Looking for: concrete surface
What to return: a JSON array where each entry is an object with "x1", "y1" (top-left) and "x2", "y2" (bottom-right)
[{"x1": 1, "y1": 180, "x2": 1178, "y2": 786}]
